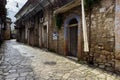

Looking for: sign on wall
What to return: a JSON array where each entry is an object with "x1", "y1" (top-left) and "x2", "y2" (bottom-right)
[{"x1": 53, "y1": 31, "x2": 58, "y2": 40}]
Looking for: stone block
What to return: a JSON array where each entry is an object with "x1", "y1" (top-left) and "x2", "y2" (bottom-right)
[
  {"x1": 105, "y1": 63, "x2": 112, "y2": 67},
  {"x1": 115, "y1": 60, "x2": 120, "y2": 71},
  {"x1": 6, "y1": 73, "x2": 19, "y2": 79},
  {"x1": 115, "y1": 53, "x2": 120, "y2": 60},
  {"x1": 105, "y1": 18, "x2": 113, "y2": 22},
  {"x1": 107, "y1": 55, "x2": 113, "y2": 61},
  {"x1": 100, "y1": 55, "x2": 107, "y2": 62},
  {"x1": 94, "y1": 63, "x2": 99, "y2": 67},
  {"x1": 17, "y1": 77, "x2": 26, "y2": 80},
  {"x1": 9, "y1": 69, "x2": 16, "y2": 73},
  {"x1": 106, "y1": 66, "x2": 114, "y2": 72},
  {"x1": 99, "y1": 63, "x2": 105, "y2": 69},
  {"x1": 20, "y1": 72, "x2": 29, "y2": 77},
  {"x1": 102, "y1": 50, "x2": 111, "y2": 55}
]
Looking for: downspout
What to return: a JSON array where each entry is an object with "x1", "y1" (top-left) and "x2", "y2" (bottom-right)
[{"x1": 81, "y1": 0, "x2": 89, "y2": 52}]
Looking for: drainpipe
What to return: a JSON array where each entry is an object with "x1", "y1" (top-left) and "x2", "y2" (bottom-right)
[{"x1": 81, "y1": 0, "x2": 89, "y2": 52}]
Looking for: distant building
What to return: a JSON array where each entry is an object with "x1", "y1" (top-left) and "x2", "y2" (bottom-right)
[
  {"x1": 4, "y1": 17, "x2": 12, "y2": 40},
  {"x1": 11, "y1": 29, "x2": 16, "y2": 39}
]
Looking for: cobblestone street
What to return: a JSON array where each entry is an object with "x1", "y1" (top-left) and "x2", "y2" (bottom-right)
[{"x1": 0, "y1": 40, "x2": 119, "y2": 80}]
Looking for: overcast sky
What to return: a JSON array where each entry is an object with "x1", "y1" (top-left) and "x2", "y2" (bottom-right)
[{"x1": 6, "y1": 0, "x2": 27, "y2": 30}]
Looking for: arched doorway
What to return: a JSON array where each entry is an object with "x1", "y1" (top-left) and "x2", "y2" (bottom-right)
[
  {"x1": 68, "y1": 18, "x2": 78, "y2": 57},
  {"x1": 64, "y1": 14, "x2": 82, "y2": 60}
]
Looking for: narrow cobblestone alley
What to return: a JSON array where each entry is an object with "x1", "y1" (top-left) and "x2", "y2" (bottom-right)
[{"x1": 0, "y1": 40, "x2": 119, "y2": 80}]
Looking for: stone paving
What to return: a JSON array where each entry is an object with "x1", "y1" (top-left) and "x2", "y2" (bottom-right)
[
  {"x1": 0, "y1": 40, "x2": 120, "y2": 80},
  {"x1": 0, "y1": 40, "x2": 35, "y2": 80}
]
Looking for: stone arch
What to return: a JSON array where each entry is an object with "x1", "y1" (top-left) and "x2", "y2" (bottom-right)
[
  {"x1": 64, "y1": 14, "x2": 81, "y2": 39},
  {"x1": 64, "y1": 14, "x2": 82, "y2": 60}
]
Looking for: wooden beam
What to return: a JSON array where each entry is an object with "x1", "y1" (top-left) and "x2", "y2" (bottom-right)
[{"x1": 68, "y1": 24, "x2": 78, "y2": 27}]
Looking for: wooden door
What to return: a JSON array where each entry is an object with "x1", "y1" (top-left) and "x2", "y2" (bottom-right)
[
  {"x1": 68, "y1": 26, "x2": 78, "y2": 57},
  {"x1": 43, "y1": 26, "x2": 47, "y2": 48}
]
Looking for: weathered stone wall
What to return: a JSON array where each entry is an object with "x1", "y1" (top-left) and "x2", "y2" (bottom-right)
[
  {"x1": 48, "y1": 10, "x2": 58, "y2": 52},
  {"x1": 88, "y1": 0, "x2": 115, "y2": 72}
]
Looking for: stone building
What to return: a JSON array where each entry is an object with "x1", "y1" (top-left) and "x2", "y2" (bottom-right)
[
  {"x1": 0, "y1": 0, "x2": 7, "y2": 44},
  {"x1": 15, "y1": 0, "x2": 120, "y2": 73},
  {"x1": 4, "y1": 17, "x2": 12, "y2": 40}
]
